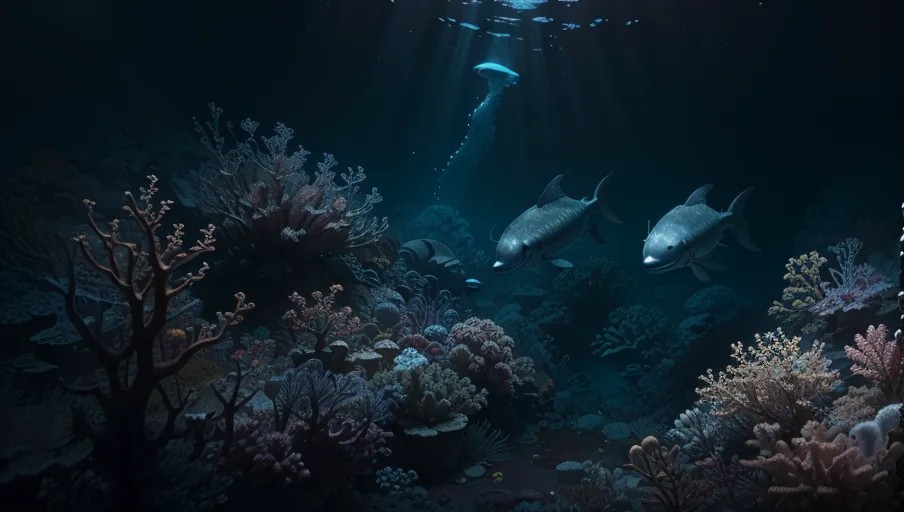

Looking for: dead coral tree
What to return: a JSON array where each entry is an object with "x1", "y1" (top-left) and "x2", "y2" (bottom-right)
[{"x1": 55, "y1": 175, "x2": 253, "y2": 499}]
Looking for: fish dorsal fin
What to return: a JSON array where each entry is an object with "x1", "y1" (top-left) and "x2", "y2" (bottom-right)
[
  {"x1": 537, "y1": 174, "x2": 566, "y2": 207},
  {"x1": 684, "y1": 184, "x2": 714, "y2": 206}
]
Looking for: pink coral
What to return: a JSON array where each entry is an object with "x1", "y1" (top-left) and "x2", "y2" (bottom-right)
[
  {"x1": 845, "y1": 324, "x2": 903, "y2": 401},
  {"x1": 230, "y1": 410, "x2": 310, "y2": 485},
  {"x1": 448, "y1": 317, "x2": 535, "y2": 395},
  {"x1": 282, "y1": 284, "x2": 362, "y2": 353}
]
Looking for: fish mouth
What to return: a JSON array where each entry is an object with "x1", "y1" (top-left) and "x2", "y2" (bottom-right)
[
  {"x1": 492, "y1": 259, "x2": 525, "y2": 274},
  {"x1": 642, "y1": 256, "x2": 681, "y2": 274}
]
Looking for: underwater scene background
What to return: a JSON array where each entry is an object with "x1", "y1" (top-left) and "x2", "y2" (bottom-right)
[{"x1": 1, "y1": 0, "x2": 902, "y2": 510}]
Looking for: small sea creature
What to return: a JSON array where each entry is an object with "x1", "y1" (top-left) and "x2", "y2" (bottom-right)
[
  {"x1": 642, "y1": 185, "x2": 759, "y2": 281},
  {"x1": 492, "y1": 174, "x2": 622, "y2": 273},
  {"x1": 492, "y1": 471, "x2": 504, "y2": 482}
]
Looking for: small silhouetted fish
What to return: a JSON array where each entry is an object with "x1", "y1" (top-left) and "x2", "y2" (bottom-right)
[{"x1": 463, "y1": 278, "x2": 481, "y2": 292}]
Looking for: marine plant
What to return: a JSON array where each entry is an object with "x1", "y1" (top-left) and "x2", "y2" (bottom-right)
[
  {"x1": 192, "y1": 103, "x2": 388, "y2": 279},
  {"x1": 696, "y1": 329, "x2": 839, "y2": 432},
  {"x1": 17, "y1": 175, "x2": 253, "y2": 503}
]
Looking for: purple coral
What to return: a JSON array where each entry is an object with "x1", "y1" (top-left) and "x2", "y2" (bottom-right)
[
  {"x1": 230, "y1": 410, "x2": 310, "y2": 485},
  {"x1": 192, "y1": 104, "x2": 388, "y2": 279},
  {"x1": 809, "y1": 238, "x2": 892, "y2": 316},
  {"x1": 447, "y1": 318, "x2": 535, "y2": 395}
]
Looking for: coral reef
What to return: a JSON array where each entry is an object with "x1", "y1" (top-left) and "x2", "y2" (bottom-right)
[
  {"x1": 844, "y1": 324, "x2": 903, "y2": 402},
  {"x1": 768, "y1": 251, "x2": 828, "y2": 334},
  {"x1": 592, "y1": 305, "x2": 669, "y2": 359},
  {"x1": 374, "y1": 362, "x2": 488, "y2": 437},
  {"x1": 809, "y1": 238, "x2": 893, "y2": 316},
  {"x1": 447, "y1": 317, "x2": 536, "y2": 395},
  {"x1": 742, "y1": 421, "x2": 904, "y2": 511},
  {"x1": 696, "y1": 329, "x2": 839, "y2": 430},
  {"x1": 192, "y1": 104, "x2": 388, "y2": 279}
]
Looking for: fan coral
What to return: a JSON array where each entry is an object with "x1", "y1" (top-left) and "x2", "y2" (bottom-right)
[
  {"x1": 741, "y1": 421, "x2": 904, "y2": 511},
  {"x1": 809, "y1": 238, "x2": 892, "y2": 316},
  {"x1": 696, "y1": 329, "x2": 840, "y2": 430},
  {"x1": 192, "y1": 104, "x2": 388, "y2": 279},
  {"x1": 448, "y1": 317, "x2": 536, "y2": 395},
  {"x1": 844, "y1": 324, "x2": 903, "y2": 401}
]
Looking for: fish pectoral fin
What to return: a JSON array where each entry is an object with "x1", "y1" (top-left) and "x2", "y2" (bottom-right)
[
  {"x1": 548, "y1": 258, "x2": 574, "y2": 269},
  {"x1": 696, "y1": 258, "x2": 728, "y2": 272},
  {"x1": 689, "y1": 263, "x2": 711, "y2": 281},
  {"x1": 587, "y1": 224, "x2": 608, "y2": 244}
]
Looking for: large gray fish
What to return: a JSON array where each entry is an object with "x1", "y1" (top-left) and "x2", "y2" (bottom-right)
[
  {"x1": 642, "y1": 185, "x2": 759, "y2": 281},
  {"x1": 492, "y1": 174, "x2": 622, "y2": 273}
]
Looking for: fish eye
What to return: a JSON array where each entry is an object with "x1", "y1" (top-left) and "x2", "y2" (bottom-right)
[{"x1": 666, "y1": 245, "x2": 674, "y2": 251}]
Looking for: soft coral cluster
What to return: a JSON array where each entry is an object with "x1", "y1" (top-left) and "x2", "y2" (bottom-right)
[
  {"x1": 281, "y1": 284, "x2": 362, "y2": 355},
  {"x1": 742, "y1": 421, "x2": 904, "y2": 511},
  {"x1": 193, "y1": 103, "x2": 388, "y2": 279},
  {"x1": 229, "y1": 359, "x2": 392, "y2": 494},
  {"x1": 844, "y1": 324, "x2": 903, "y2": 402},
  {"x1": 696, "y1": 329, "x2": 839, "y2": 431},
  {"x1": 447, "y1": 317, "x2": 536, "y2": 395}
]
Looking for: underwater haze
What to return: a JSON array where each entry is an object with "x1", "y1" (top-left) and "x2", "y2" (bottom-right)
[{"x1": 2, "y1": 0, "x2": 903, "y2": 510}]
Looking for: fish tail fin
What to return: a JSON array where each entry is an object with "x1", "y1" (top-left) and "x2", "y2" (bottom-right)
[
  {"x1": 592, "y1": 173, "x2": 623, "y2": 224},
  {"x1": 727, "y1": 187, "x2": 760, "y2": 252}
]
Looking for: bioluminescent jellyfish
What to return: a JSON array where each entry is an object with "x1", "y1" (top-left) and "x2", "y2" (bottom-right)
[{"x1": 438, "y1": 63, "x2": 519, "y2": 206}]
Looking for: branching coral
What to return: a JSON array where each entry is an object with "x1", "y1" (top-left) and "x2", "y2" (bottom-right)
[
  {"x1": 768, "y1": 251, "x2": 827, "y2": 333},
  {"x1": 192, "y1": 103, "x2": 388, "y2": 279},
  {"x1": 741, "y1": 421, "x2": 904, "y2": 511},
  {"x1": 281, "y1": 284, "x2": 362, "y2": 355},
  {"x1": 844, "y1": 324, "x2": 903, "y2": 402},
  {"x1": 447, "y1": 317, "x2": 536, "y2": 395},
  {"x1": 375, "y1": 362, "x2": 488, "y2": 437},
  {"x1": 623, "y1": 436, "x2": 711, "y2": 511},
  {"x1": 33, "y1": 175, "x2": 254, "y2": 501},
  {"x1": 696, "y1": 329, "x2": 839, "y2": 431},
  {"x1": 809, "y1": 238, "x2": 892, "y2": 316},
  {"x1": 231, "y1": 359, "x2": 393, "y2": 493},
  {"x1": 552, "y1": 255, "x2": 633, "y2": 318},
  {"x1": 592, "y1": 305, "x2": 669, "y2": 359}
]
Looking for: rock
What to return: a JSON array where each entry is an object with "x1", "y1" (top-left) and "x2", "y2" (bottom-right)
[
  {"x1": 463, "y1": 464, "x2": 486, "y2": 479},
  {"x1": 555, "y1": 460, "x2": 586, "y2": 487},
  {"x1": 576, "y1": 414, "x2": 606, "y2": 431},
  {"x1": 603, "y1": 422, "x2": 632, "y2": 440}
]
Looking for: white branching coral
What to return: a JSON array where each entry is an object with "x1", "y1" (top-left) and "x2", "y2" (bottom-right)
[{"x1": 696, "y1": 329, "x2": 840, "y2": 430}]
